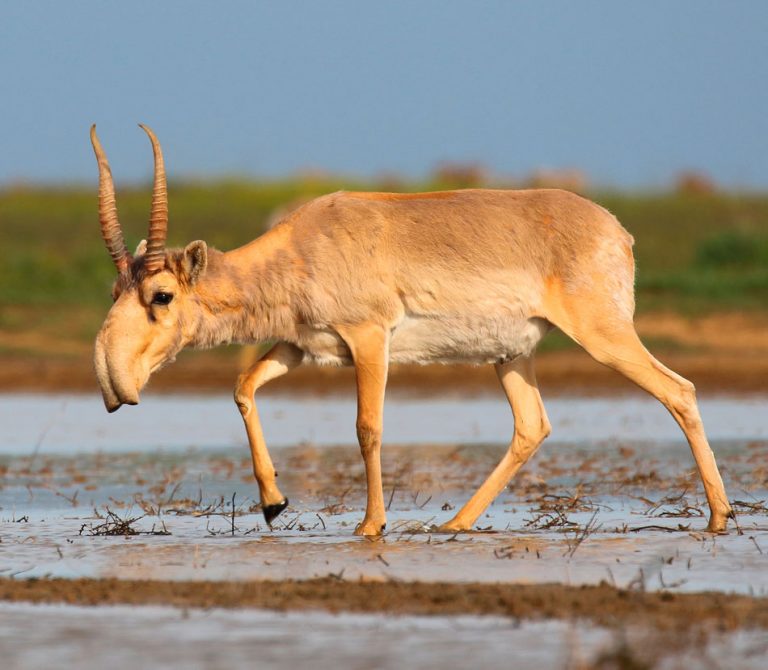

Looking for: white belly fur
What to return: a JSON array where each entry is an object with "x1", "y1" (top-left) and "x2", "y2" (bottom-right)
[
  {"x1": 296, "y1": 316, "x2": 551, "y2": 366},
  {"x1": 389, "y1": 314, "x2": 549, "y2": 364}
]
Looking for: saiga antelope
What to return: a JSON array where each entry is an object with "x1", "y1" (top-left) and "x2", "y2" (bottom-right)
[{"x1": 91, "y1": 125, "x2": 734, "y2": 536}]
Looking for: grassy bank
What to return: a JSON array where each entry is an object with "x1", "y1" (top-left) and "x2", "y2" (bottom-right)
[{"x1": 1, "y1": 180, "x2": 767, "y2": 349}]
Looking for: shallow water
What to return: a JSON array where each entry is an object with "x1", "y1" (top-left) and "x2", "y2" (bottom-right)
[
  {"x1": 3, "y1": 496, "x2": 767, "y2": 594},
  {"x1": 1, "y1": 394, "x2": 767, "y2": 593},
  {"x1": 1, "y1": 440, "x2": 766, "y2": 593},
  {"x1": 1, "y1": 393, "x2": 767, "y2": 667},
  {"x1": 2, "y1": 392, "x2": 766, "y2": 454},
  {"x1": 5, "y1": 602, "x2": 766, "y2": 670}
]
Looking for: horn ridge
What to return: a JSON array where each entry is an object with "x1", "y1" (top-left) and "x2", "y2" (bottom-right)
[
  {"x1": 139, "y1": 124, "x2": 168, "y2": 273},
  {"x1": 90, "y1": 125, "x2": 131, "y2": 275}
]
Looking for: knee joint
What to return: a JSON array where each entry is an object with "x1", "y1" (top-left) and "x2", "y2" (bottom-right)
[
  {"x1": 674, "y1": 379, "x2": 700, "y2": 429},
  {"x1": 540, "y1": 416, "x2": 552, "y2": 441},
  {"x1": 234, "y1": 378, "x2": 254, "y2": 418},
  {"x1": 515, "y1": 415, "x2": 551, "y2": 452},
  {"x1": 680, "y1": 379, "x2": 696, "y2": 403},
  {"x1": 356, "y1": 422, "x2": 381, "y2": 456}
]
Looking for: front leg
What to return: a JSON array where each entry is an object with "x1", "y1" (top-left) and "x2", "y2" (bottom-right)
[
  {"x1": 234, "y1": 342, "x2": 303, "y2": 525},
  {"x1": 336, "y1": 323, "x2": 389, "y2": 537}
]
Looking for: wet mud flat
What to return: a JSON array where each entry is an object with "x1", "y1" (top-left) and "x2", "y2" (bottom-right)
[
  {"x1": 3, "y1": 576, "x2": 768, "y2": 630},
  {"x1": 2, "y1": 438, "x2": 766, "y2": 591},
  {"x1": 1, "y1": 394, "x2": 766, "y2": 667}
]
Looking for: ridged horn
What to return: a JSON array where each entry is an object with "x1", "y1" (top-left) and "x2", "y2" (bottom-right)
[
  {"x1": 90, "y1": 125, "x2": 131, "y2": 275},
  {"x1": 139, "y1": 124, "x2": 168, "y2": 273}
]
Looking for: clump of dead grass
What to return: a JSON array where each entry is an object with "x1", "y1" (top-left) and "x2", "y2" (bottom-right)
[{"x1": 79, "y1": 507, "x2": 170, "y2": 537}]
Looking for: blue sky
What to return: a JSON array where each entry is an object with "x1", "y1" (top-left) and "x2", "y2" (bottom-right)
[{"x1": 1, "y1": 2, "x2": 766, "y2": 188}]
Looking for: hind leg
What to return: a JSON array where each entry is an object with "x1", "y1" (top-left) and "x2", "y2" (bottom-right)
[
  {"x1": 440, "y1": 355, "x2": 551, "y2": 531},
  {"x1": 555, "y1": 317, "x2": 732, "y2": 531}
]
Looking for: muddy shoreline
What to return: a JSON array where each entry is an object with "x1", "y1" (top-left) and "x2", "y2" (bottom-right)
[
  {"x1": 2, "y1": 349, "x2": 767, "y2": 395},
  {"x1": 1, "y1": 577, "x2": 766, "y2": 631}
]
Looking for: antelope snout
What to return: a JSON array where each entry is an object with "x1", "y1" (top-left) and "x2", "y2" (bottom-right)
[
  {"x1": 97, "y1": 373, "x2": 140, "y2": 413},
  {"x1": 94, "y1": 332, "x2": 142, "y2": 413},
  {"x1": 105, "y1": 391, "x2": 139, "y2": 413},
  {"x1": 102, "y1": 372, "x2": 141, "y2": 412}
]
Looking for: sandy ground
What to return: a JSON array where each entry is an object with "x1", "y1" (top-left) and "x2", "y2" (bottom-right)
[{"x1": 2, "y1": 311, "x2": 767, "y2": 395}]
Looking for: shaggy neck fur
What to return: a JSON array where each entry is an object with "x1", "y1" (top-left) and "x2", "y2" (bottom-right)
[{"x1": 185, "y1": 247, "x2": 301, "y2": 349}]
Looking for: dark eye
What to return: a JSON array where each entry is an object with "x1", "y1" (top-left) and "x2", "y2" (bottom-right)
[{"x1": 152, "y1": 292, "x2": 173, "y2": 306}]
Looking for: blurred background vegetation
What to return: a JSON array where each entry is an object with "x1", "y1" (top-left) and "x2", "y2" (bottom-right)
[{"x1": 1, "y1": 173, "x2": 767, "y2": 358}]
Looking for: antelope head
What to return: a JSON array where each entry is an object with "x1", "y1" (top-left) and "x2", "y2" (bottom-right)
[{"x1": 91, "y1": 125, "x2": 209, "y2": 412}]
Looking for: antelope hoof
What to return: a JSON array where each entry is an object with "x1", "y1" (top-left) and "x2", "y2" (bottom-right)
[
  {"x1": 435, "y1": 517, "x2": 472, "y2": 533},
  {"x1": 354, "y1": 519, "x2": 386, "y2": 536},
  {"x1": 263, "y1": 498, "x2": 289, "y2": 525},
  {"x1": 706, "y1": 507, "x2": 734, "y2": 534}
]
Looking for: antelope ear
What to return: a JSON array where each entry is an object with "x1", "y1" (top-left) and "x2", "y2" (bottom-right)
[
  {"x1": 182, "y1": 240, "x2": 208, "y2": 285},
  {"x1": 134, "y1": 239, "x2": 147, "y2": 256}
]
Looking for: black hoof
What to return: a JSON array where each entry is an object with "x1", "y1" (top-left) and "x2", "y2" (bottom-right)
[{"x1": 263, "y1": 498, "x2": 289, "y2": 525}]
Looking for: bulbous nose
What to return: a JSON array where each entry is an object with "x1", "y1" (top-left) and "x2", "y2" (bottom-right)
[
  {"x1": 102, "y1": 372, "x2": 141, "y2": 410},
  {"x1": 94, "y1": 328, "x2": 141, "y2": 412},
  {"x1": 117, "y1": 389, "x2": 140, "y2": 406},
  {"x1": 105, "y1": 395, "x2": 138, "y2": 413}
]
